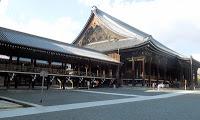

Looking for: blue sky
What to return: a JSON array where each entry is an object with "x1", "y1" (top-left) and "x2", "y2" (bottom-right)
[
  {"x1": 5, "y1": 0, "x2": 89, "y2": 22},
  {"x1": 0, "y1": 0, "x2": 200, "y2": 60}
]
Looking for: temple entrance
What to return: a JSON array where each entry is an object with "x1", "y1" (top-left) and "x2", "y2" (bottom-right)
[
  {"x1": 134, "y1": 61, "x2": 143, "y2": 79},
  {"x1": 121, "y1": 57, "x2": 145, "y2": 86}
]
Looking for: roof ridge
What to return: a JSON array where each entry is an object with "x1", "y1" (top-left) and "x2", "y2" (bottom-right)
[
  {"x1": 92, "y1": 7, "x2": 150, "y2": 39},
  {"x1": 92, "y1": 8, "x2": 130, "y2": 38},
  {"x1": 71, "y1": 12, "x2": 95, "y2": 44}
]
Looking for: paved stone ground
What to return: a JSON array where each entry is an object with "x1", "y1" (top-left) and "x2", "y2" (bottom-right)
[
  {"x1": 0, "y1": 100, "x2": 22, "y2": 110},
  {"x1": 0, "y1": 87, "x2": 200, "y2": 120},
  {"x1": 84, "y1": 87, "x2": 170, "y2": 96},
  {"x1": 0, "y1": 89, "x2": 132, "y2": 106}
]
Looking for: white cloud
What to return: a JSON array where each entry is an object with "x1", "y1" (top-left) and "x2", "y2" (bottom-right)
[
  {"x1": 19, "y1": 17, "x2": 80, "y2": 43},
  {"x1": 80, "y1": 0, "x2": 200, "y2": 60},
  {"x1": 1, "y1": 0, "x2": 200, "y2": 61},
  {"x1": 192, "y1": 54, "x2": 200, "y2": 61},
  {"x1": 0, "y1": 0, "x2": 8, "y2": 16},
  {"x1": 0, "y1": 0, "x2": 80, "y2": 43}
]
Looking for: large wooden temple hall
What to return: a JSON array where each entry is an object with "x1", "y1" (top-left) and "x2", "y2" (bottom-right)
[
  {"x1": 72, "y1": 6, "x2": 200, "y2": 88},
  {"x1": 0, "y1": 6, "x2": 200, "y2": 89}
]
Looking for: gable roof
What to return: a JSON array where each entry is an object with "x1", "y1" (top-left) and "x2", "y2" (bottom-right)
[
  {"x1": 74, "y1": 6, "x2": 190, "y2": 59},
  {"x1": 93, "y1": 7, "x2": 150, "y2": 39},
  {"x1": 72, "y1": 6, "x2": 149, "y2": 45},
  {"x1": 0, "y1": 27, "x2": 119, "y2": 64}
]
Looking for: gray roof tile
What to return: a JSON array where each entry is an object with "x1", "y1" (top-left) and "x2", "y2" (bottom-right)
[
  {"x1": 85, "y1": 7, "x2": 188, "y2": 59},
  {"x1": 85, "y1": 38, "x2": 145, "y2": 52},
  {"x1": 0, "y1": 27, "x2": 119, "y2": 63}
]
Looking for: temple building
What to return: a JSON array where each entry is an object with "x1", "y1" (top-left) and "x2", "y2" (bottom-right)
[
  {"x1": 72, "y1": 6, "x2": 200, "y2": 88},
  {"x1": 0, "y1": 6, "x2": 199, "y2": 89}
]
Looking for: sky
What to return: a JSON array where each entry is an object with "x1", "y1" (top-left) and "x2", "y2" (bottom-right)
[{"x1": 0, "y1": 0, "x2": 200, "y2": 60}]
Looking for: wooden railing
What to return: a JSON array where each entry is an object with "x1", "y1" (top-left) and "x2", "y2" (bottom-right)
[{"x1": 0, "y1": 63, "x2": 115, "y2": 78}]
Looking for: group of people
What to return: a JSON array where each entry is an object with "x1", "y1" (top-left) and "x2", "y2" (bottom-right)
[{"x1": 152, "y1": 82, "x2": 165, "y2": 91}]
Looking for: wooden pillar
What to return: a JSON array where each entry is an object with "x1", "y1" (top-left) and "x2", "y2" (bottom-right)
[
  {"x1": 7, "y1": 76, "x2": 10, "y2": 89},
  {"x1": 132, "y1": 57, "x2": 135, "y2": 86},
  {"x1": 184, "y1": 68, "x2": 187, "y2": 86},
  {"x1": 109, "y1": 69, "x2": 113, "y2": 77},
  {"x1": 14, "y1": 75, "x2": 18, "y2": 89},
  {"x1": 89, "y1": 65, "x2": 91, "y2": 76},
  {"x1": 30, "y1": 59, "x2": 34, "y2": 71},
  {"x1": 17, "y1": 57, "x2": 19, "y2": 64},
  {"x1": 31, "y1": 74, "x2": 36, "y2": 89},
  {"x1": 164, "y1": 58, "x2": 167, "y2": 83},
  {"x1": 148, "y1": 57, "x2": 152, "y2": 87},
  {"x1": 103, "y1": 69, "x2": 105, "y2": 77},
  {"x1": 17, "y1": 57, "x2": 20, "y2": 71},
  {"x1": 190, "y1": 56, "x2": 194, "y2": 89},
  {"x1": 116, "y1": 65, "x2": 121, "y2": 87},
  {"x1": 96, "y1": 66, "x2": 99, "y2": 77},
  {"x1": 85, "y1": 65, "x2": 88, "y2": 76},
  {"x1": 6, "y1": 74, "x2": 10, "y2": 89},
  {"x1": 32, "y1": 78, "x2": 34, "y2": 89},
  {"x1": 180, "y1": 64, "x2": 184, "y2": 87},
  {"x1": 3, "y1": 75, "x2": 6, "y2": 87},
  {"x1": 34, "y1": 59, "x2": 36, "y2": 67},
  {"x1": 194, "y1": 68, "x2": 198, "y2": 87},
  {"x1": 99, "y1": 67, "x2": 102, "y2": 77},
  {"x1": 61, "y1": 62, "x2": 64, "y2": 73},
  {"x1": 46, "y1": 76, "x2": 50, "y2": 90},
  {"x1": 8, "y1": 56, "x2": 12, "y2": 71},
  {"x1": 77, "y1": 65, "x2": 80, "y2": 76},
  {"x1": 156, "y1": 57, "x2": 160, "y2": 85},
  {"x1": 187, "y1": 68, "x2": 190, "y2": 86},
  {"x1": 61, "y1": 79, "x2": 65, "y2": 90},
  {"x1": 28, "y1": 76, "x2": 31, "y2": 89},
  {"x1": 9, "y1": 56, "x2": 12, "y2": 63},
  {"x1": 48, "y1": 60, "x2": 52, "y2": 73},
  {"x1": 142, "y1": 57, "x2": 145, "y2": 86}
]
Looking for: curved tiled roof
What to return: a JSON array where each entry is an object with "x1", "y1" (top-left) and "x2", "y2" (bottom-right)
[
  {"x1": 0, "y1": 27, "x2": 119, "y2": 63},
  {"x1": 81, "y1": 7, "x2": 189, "y2": 59},
  {"x1": 93, "y1": 7, "x2": 150, "y2": 40},
  {"x1": 85, "y1": 38, "x2": 147, "y2": 52}
]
